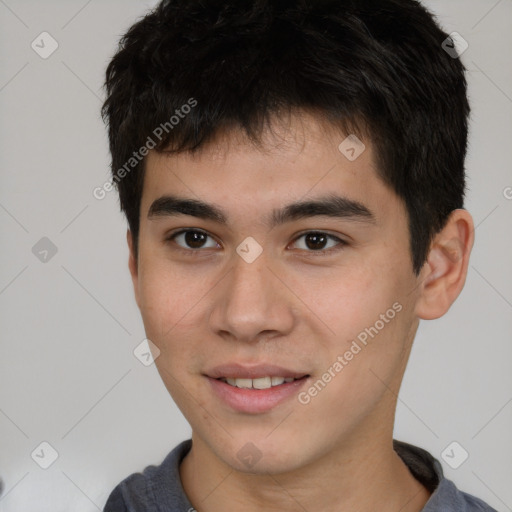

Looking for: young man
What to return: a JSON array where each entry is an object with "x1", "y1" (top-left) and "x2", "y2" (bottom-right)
[{"x1": 101, "y1": 0, "x2": 496, "y2": 510}]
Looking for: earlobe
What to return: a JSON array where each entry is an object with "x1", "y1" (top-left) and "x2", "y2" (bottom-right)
[
  {"x1": 415, "y1": 209, "x2": 474, "y2": 320},
  {"x1": 127, "y1": 230, "x2": 141, "y2": 309}
]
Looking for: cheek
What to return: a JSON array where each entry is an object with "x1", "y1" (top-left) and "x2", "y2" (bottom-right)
[
  {"x1": 137, "y1": 264, "x2": 203, "y2": 399},
  {"x1": 309, "y1": 254, "x2": 412, "y2": 376},
  {"x1": 136, "y1": 259, "x2": 205, "y2": 363},
  {"x1": 304, "y1": 263, "x2": 394, "y2": 339},
  {"x1": 303, "y1": 302, "x2": 411, "y2": 430}
]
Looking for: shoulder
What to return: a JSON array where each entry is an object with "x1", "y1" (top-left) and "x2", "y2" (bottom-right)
[
  {"x1": 423, "y1": 478, "x2": 498, "y2": 512},
  {"x1": 103, "y1": 486, "x2": 128, "y2": 512},
  {"x1": 393, "y1": 439, "x2": 498, "y2": 512},
  {"x1": 103, "y1": 439, "x2": 193, "y2": 512}
]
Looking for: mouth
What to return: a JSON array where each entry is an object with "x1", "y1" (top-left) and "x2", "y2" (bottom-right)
[
  {"x1": 205, "y1": 363, "x2": 311, "y2": 413},
  {"x1": 216, "y1": 375, "x2": 308, "y2": 389},
  {"x1": 205, "y1": 363, "x2": 309, "y2": 381}
]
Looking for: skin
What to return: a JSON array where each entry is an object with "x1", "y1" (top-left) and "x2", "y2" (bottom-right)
[{"x1": 127, "y1": 110, "x2": 474, "y2": 512}]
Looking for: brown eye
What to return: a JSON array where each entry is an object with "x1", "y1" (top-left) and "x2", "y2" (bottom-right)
[
  {"x1": 291, "y1": 231, "x2": 345, "y2": 253},
  {"x1": 168, "y1": 230, "x2": 219, "y2": 250}
]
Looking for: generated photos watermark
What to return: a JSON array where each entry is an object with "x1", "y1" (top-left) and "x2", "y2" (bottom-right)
[
  {"x1": 93, "y1": 97, "x2": 197, "y2": 200},
  {"x1": 298, "y1": 301, "x2": 403, "y2": 405}
]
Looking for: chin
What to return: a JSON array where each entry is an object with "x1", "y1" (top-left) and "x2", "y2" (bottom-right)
[
  {"x1": 209, "y1": 434, "x2": 317, "y2": 476},
  {"x1": 228, "y1": 453, "x2": 305, "y2": 476}
]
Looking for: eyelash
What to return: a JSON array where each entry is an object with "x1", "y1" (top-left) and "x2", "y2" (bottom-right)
[{"x1": 165, "y1": 229, "x2": 347, "y2": 256}]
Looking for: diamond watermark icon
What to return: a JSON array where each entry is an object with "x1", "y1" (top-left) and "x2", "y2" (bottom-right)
[
  {"x1": 31, "y1": 32, "x2": 59, "y2": 59},
  {"x1": 236, "y1": 237, "x2": 263, "y2": 264},
  {"x1": 236, "y1": 442, "x2": 263, "y2": 469},
  {"x1": 338, "y1": 134, "x2": 366, "y2": 161},
  {"x1": 32, "y1": 237, "x2": 58, "y2": 263},
  {"x1": 441, "y1": 441, "x2": 469, "y2": 469},
  {"x1": 134, "y1": 338, "x2": 160, "y2": 366},
  {"x1": 31, "y1": 441, "x2": 59, "y2": 469},
  {"x1": 441, "y1": 32, "x2": 468, "y2": 59}
]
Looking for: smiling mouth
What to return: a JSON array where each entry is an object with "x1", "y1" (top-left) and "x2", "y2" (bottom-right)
[{"x1": 217, "y1": 375, "x2": 309, "y2": 390}]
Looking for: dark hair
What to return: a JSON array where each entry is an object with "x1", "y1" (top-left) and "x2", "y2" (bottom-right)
[{"x1": 101, "y1": 0, "x2": 470, "y2": 274}]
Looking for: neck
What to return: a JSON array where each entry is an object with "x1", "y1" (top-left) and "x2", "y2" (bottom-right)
[{"x1": 180, "y1": 427, "x2": 431, "y2": 512}]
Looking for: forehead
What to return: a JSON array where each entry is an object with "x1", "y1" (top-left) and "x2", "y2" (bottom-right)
[
  {"x1": 140, "y1": 110, "x2": 399, "y2": 223},
  {"x1": 162, "y1": 109, "x2": 368, "y2": 166}
]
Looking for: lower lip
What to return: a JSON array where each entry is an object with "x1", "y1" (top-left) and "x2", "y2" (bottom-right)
[{"x1": 207, "y1": 376, "x2": 310, "y2": 414}]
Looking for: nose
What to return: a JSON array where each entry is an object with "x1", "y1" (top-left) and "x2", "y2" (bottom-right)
[{"x1": 209, "y1": 250, "x2": 295, "y2": 344}]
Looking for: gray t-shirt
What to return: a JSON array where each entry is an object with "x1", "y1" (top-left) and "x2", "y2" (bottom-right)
[{"x1": 103, "y1": 439, "x2": 497, "y2": 511}]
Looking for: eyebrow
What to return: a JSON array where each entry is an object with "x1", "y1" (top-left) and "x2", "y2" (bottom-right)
[{"x1": 147, "y1": 193, "x2": 376, "y2": 228}]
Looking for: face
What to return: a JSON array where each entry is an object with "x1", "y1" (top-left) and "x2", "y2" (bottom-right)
[{"x1": 129, "y1": 111, "x2": 423, "y2": 474}]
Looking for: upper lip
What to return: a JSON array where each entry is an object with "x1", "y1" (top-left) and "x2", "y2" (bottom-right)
[{"x1": 205, "y1": 363, "x2": 309, "y2": 380}]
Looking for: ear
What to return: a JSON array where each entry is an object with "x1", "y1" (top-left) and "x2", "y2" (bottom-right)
[
  {"x1": 127, "y1": 230, "x2": 141, "y2": 309},
  {"x1": 415, "y1": 209, "x2": 474, "y2": 320}
]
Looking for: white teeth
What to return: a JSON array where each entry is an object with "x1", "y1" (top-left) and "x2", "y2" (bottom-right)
[
  {"x1": 271, "y1": 376, "x2": 285, "y2": 386},
  {"x1": 222, "y1": 376, "x2": 297, "y2": 389},
  {"x1": 252, "y1": 377, "x2": 271, "y2": 389},
  {"x1": 235, "y1": 378, "x2": 253, "y2": 389}
]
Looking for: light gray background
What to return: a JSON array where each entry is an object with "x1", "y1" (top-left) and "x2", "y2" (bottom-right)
[{"x1": 0, "y1": 0, "x2": 511, "y2": 510}]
